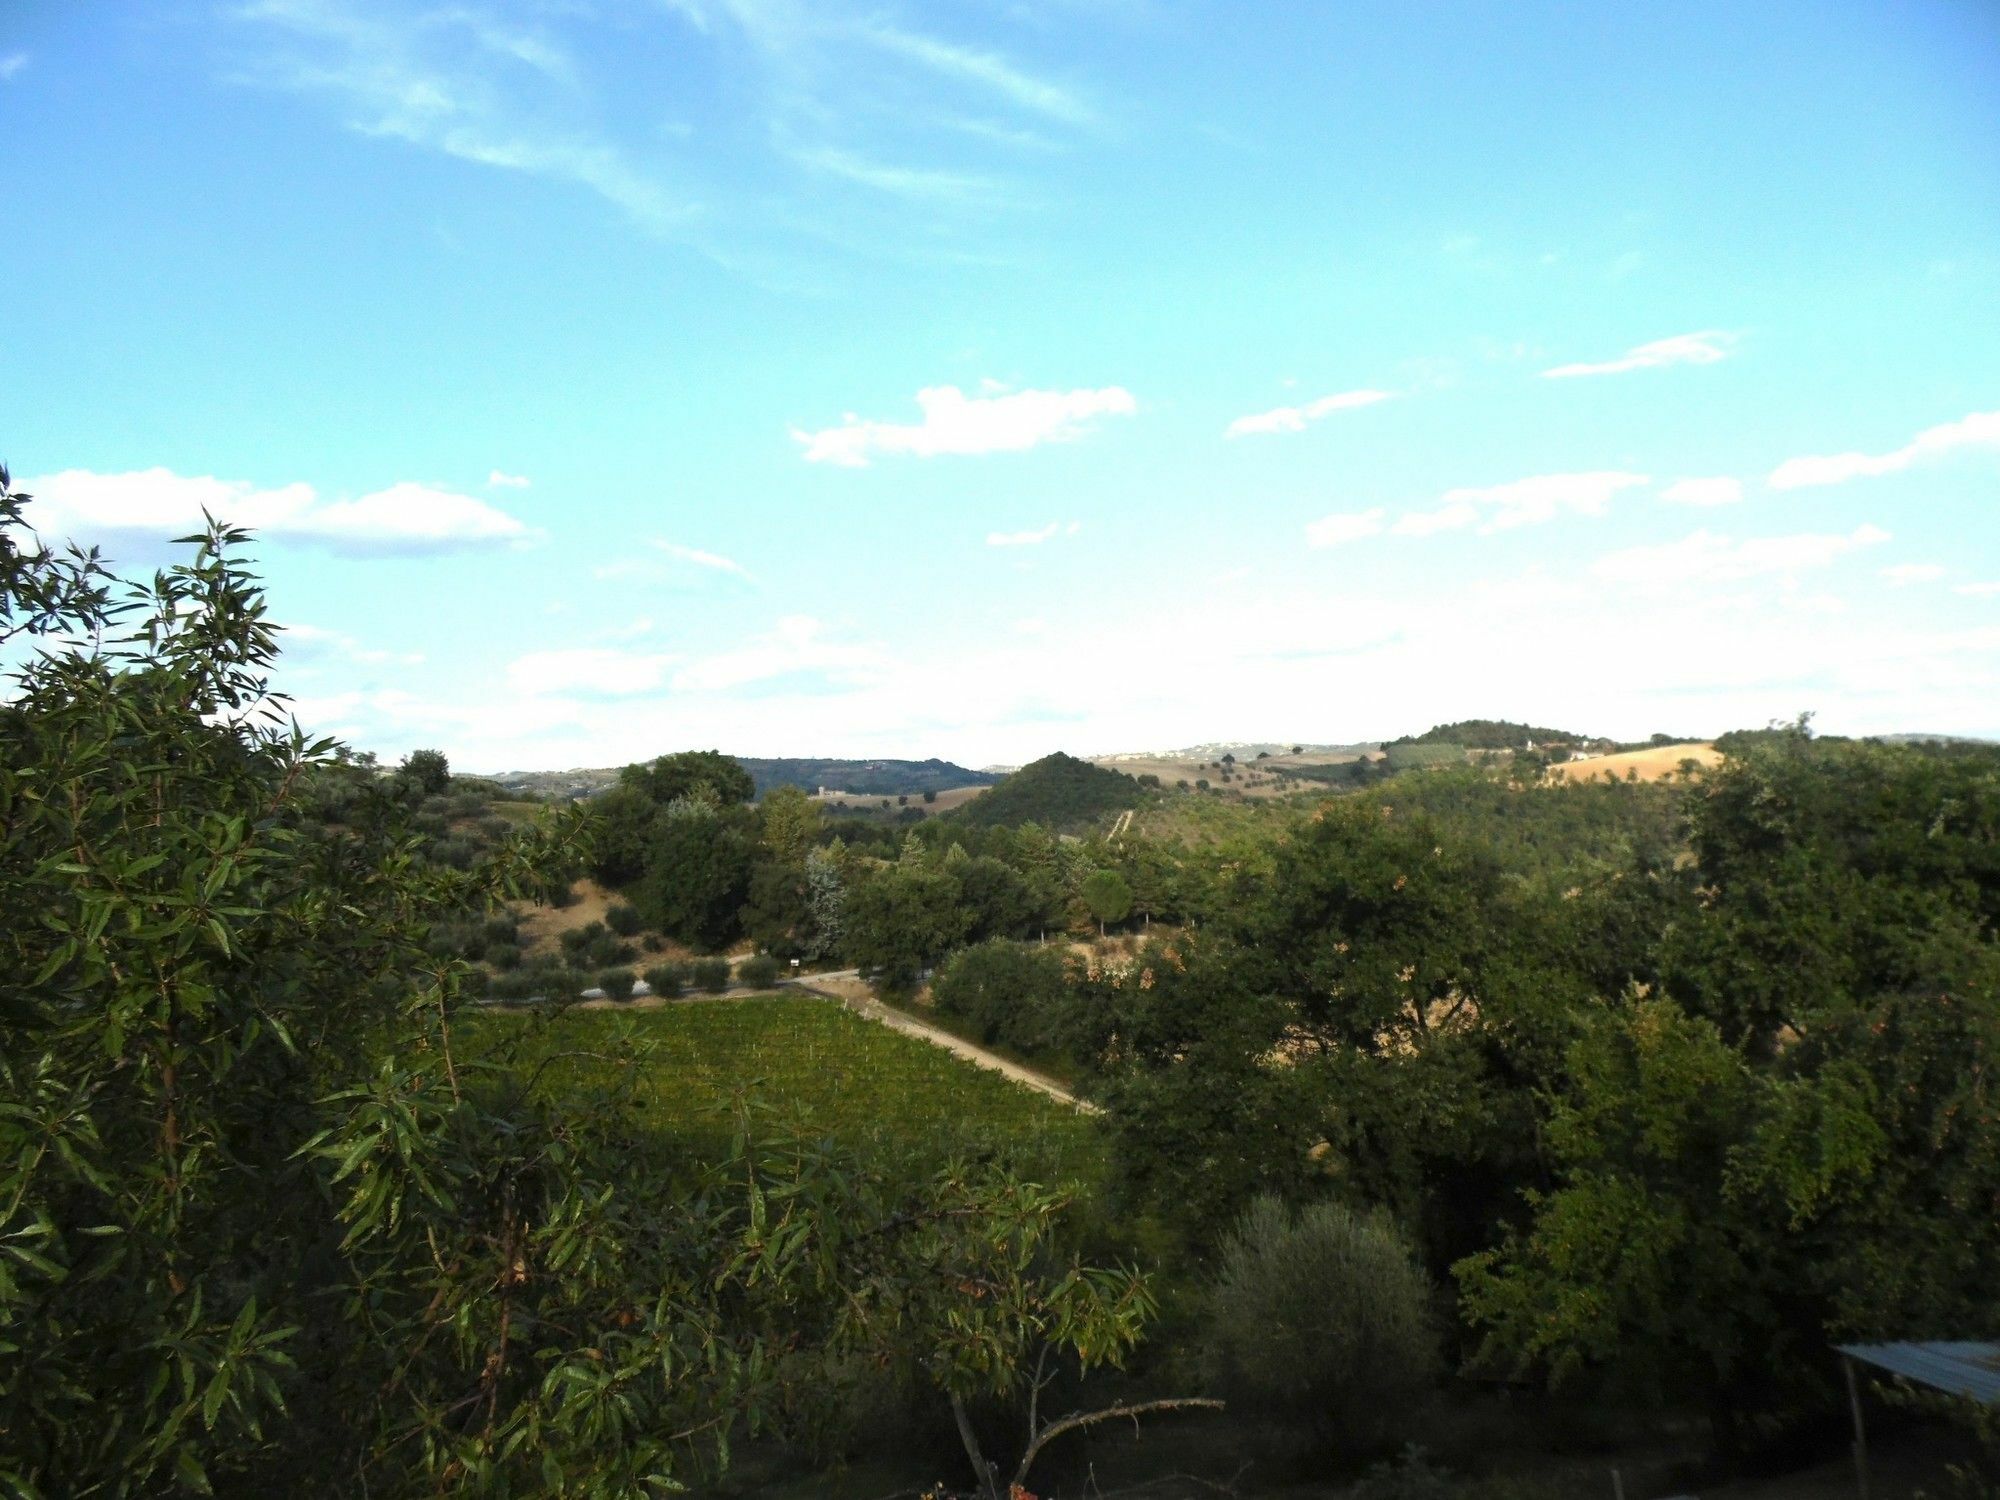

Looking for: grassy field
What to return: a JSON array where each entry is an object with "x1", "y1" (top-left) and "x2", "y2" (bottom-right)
[{"x1": 466, "y1": 994, "x2": 1106, "y2": 1177}]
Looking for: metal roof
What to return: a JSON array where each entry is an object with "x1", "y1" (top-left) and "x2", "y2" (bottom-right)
[{"x1": 1838, "y1": 1342, "x2": 2000, "y2": 1404}]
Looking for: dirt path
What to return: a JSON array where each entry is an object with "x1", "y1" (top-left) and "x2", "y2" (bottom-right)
[{"x1": 790, "y1": 973, "x2": 1100, "y2": 1114}]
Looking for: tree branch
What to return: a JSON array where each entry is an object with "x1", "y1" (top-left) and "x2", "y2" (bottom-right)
[{"x1": 1011, "y1": 1397, "x2": 1224, "y2": 1494}]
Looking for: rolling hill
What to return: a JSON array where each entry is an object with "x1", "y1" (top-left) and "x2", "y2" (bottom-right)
[{"x1": 950, "y1": 751, "x2": 1148, "y2": 831}]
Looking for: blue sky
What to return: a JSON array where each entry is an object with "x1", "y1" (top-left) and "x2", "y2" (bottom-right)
[{"x1": 3, "y1": 0, "x2": 1998, "y2": 770}]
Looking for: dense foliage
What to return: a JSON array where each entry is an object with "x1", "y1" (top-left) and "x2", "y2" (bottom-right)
[{"x1": 0, "y1": 478, "x2": 1170, "y2": 1500}]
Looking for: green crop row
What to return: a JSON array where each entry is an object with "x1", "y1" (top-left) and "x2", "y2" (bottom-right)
[{"x1": 465, "y1": 995, "x2": 1105, "y2": 1181}]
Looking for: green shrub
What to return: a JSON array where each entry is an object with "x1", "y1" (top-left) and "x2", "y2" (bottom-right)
[
  {"x1": 642, "y1": 963, "x2": 688, "y2": 999},
  {"x1": 485, "y1": 970, "x2": 536, "y2": 1001},
  {"x1": 482, "y1": 914, "x2": 519, "y2": 947},
  {"x1": 559, "y1": 922, "x2": 603, "y2": 959},
  {"x1": 605, "y1": 902, "x2": 643, "y2": 937},
  {"x1": 692, "y1": 957, "x2": 732, "y2": 994},
  {"x1": 596, "y1": 968, "x2": 636, "y2": 1002},
  {"x1": 736, "y1": 954, "x2": 780, "y2": 988},
  {"x1": 486, "y1": 943, "x2": 522, "y2": 972},
  {"x1": 931, "y1": 939, "x2": 1069, "y2": 1051},
  {"x1": 1202, "y1": 1196, "x2": 1438, "y2": 1451}
]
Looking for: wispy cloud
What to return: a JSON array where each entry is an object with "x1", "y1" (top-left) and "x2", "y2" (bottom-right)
[
  {"x1": 987, "y1": 520, "x2": 1081, "y2": 547},
  {"x1": 654, "y1": 540, "x2": 752, "y2": 578},
  {"x1": 1304, "y1": 508, "x2": 1386, "y2": 548},
  {"x1": 230, "y1": 1, "x2": 1107, "y2": 270},
  {"x1": 1593, "y1": 524, "x2": 1891, "y2": 588},
  {"x1": 0, "y1": 52, "x2": 27, "y2": 81},
  {"x1": 25, "y1": 467, "x2": 534, "y2": 554},
  {"x1": 487, "y1": 469, "x2": 531, "y2": 489},
  {"x1": 1881, "y1": 563, "x2": 1946, "y2": 587},
  {"x1": 1768, "y1": 409, "x2": 2000, "y2": 490},
  {"x1": 787, "y1": 143, "x2": 1004, "y2": 202},
  {"x1": 1226, "y1": 389, "x2": 1393, "y2": 439},
  {"x1": 1956, "y1": 582, "x2": 2000, "y2": 598},
  {"x1": 1392, "y1": 471, "x2": 1649, "y2": 536},
  {"x1": 794, "y1": 383, "x2": 1136, "y2": 466},
  {"x1": 233, "y1": 0, "x2": 693, "y2": 236},
  {"x1": 855, "y1": 23, "x2": 1091, "y2": 125},
  {"x1": 1542, "y1": 331, "x2": 1735, "y2": 380},
  {"x1": 1660, "y1": 476, "x2": 1743, "y2": 507},
  {"x1": 669, "y1": 614, "x2": 889, "y2": 693}
]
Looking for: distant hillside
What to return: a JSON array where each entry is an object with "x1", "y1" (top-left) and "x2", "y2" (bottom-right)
[
  {"x1": 1097, "y1": 740, "x2": 1378, "y2": 761},
  {"x1": 489, "y1": 756, "x2": 995, "y2": 802},
  {"x1": 739, "y1": 757, "x2": 997, "y2": 798},
  {"x1": 951, "y1": 751, "x2": 1147, "y2": 831},
  {"x1": 1390, "y1": 719, "x2": 1605, "y2": 751}
]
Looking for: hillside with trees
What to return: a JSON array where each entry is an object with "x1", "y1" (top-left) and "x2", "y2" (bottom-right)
[
  {"x1": 1389, "y1": 718, "x2": 1604, "y2": 750},
  {"x1": 952, "y1": 750, "x2": 1150, "y2": 832},
  {"x1": 8, "y1": 470, "x2": 2000, "y2": 1499},
  {"x1": 738, "y1": 755, "x2": 997, "y2": 797}
]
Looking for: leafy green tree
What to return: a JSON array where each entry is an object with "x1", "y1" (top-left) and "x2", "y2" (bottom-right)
[
  {"x1": 742, "y1": 858, "x2": 812, "y2": 958},
  {"x1": 957, "y1": 854, "x2": 1039, "y2": 942},
  {"x1": 931, "y1": 939, "x2": 1072, "y2": 1051},
  {"x1": 802, "y1": 845, "x2": 846, "y2": 961},
  {"x1": 758, "y1": 782, "x2": 820, "y2": 866},
  {"x1": 400, "y1": 746, "x2": 451, "y2": 795},
  {"x1": 1072, "y1": 939, "x2": 1315, "y2": 1241},
  {"x1": 843, "y1": 863, "x2": 969, "y2": 992},
  {"x1": 1080, "y1": 868, "x2": 1133, "y2": 936},
  {"x1": 585, "y1": 781, "x2": 658, "y2": 887},
  {"x1": 633, "y1": 799, "x2": 753, "y2": 950},
  {"x1": 620, "y1": 748, "x2": 755, "y2": 807},
  {"x1": 1203, "y1": 1197, "x2": 1438, "y2": 1452}
]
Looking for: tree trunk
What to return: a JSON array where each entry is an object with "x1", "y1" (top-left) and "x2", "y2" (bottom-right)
[{"x1": 951, "y1": 1393, "x2": 1000, "y2": 1500}]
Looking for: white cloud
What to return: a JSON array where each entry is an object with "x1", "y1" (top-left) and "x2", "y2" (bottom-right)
[
  {"x1": 1881, "y1": 563, "x2": 1947, "y2": 587},
  {"x1": 487, "y1": 469, "x2": 531, "y2": 488},
  {"x1": 1767, "y1": 409, "x2": 2000, "y2": 490},
  {"x1": 1391, "y1": 503, "x2": 1479, "y2": 538},
  {"x1": 507, "y1": 647, "x2": 678, "y2": 698},
  {"x1": 1226, "y1": 388, "x2": 1393, "y2": 438},
  {"x1": 1661, "y1": 476, "x2": 1743, "y2": 507},
  {"x1": 1305, "y1": 508, "x2": 1386, "y2": 548},
  {"x1": 1392, "y1": 471, "x2": 1649, "y2": 537},
  {"x1": 670, "y1": 615, "x2": 888, "y2": 693},
  {"x1": 0, "y1": 52, "x2": 27, "y2": 81},
  {"x1": 986, "y1": 520, "x2": 1080, "y2": 547},
  {"x1": 1592, "y1": 524, "x2": 1891, "y2": 589},
  {"x1": 794, "y1": 384, "x2": 1136, "y2": 466},
  {"x1": 1956, "y1": 582, "x2": 2000, "y2": 598},
  {"x1": 1542, "y1": 331, "x2": 1735, "y2": 380},
  {"x1": 654, "y1": 540, "x2": 751, "y2": 578},
  {"x1": 281, "y1": 621, "x2": 424, "y2": 667},
  {"x1": 24, "y1": 468, "x2": 534, "y2": 553}
]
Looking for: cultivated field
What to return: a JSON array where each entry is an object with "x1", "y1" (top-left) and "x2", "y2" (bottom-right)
[
  {"x1": 1548, "y1": 741, "x2": 1722, "y2": 783},
  {"x1": 469, "y1": 996, "x2": 1105, "y2": 1173}
]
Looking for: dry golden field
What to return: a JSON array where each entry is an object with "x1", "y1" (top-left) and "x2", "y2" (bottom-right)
[
  {"x1": 1092, "y1": 750, "x2": 1370, "y2": 801},
  {"x1": 1548, "y1": 741, "x2": 1721, "y2": 783}
]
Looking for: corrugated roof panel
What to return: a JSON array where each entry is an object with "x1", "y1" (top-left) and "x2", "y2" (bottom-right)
[{"x1": 1838, "y1": 1342, "x2": 2000, "y2": 1404}]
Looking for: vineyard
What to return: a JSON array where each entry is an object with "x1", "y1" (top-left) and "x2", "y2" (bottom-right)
[{"x1": 468, "y1": 995, "x2": 1106, "y2": 1177}]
